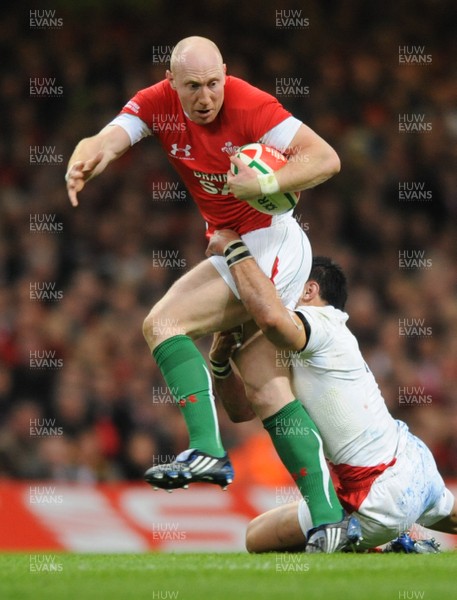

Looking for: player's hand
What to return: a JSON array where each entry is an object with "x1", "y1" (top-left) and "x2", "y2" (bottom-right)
[
  {"x1": 205, "y1": 229, "x2": 240, "y2": 257},
  {"x1": 209, "y1": 327, "x2": 243, "y2": 363},
  {"x1": 227, "y1": 156, "x2": 263, "y2": 200},
  {"x1": 65, "y1": 151, "x2": 104, "y2": 207}
]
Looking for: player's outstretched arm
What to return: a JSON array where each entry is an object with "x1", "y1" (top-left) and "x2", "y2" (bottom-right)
[
  {"x1": 65, "y1": 125, "x2": 131, "y2": 207},
  {"x1": 206, "y1": 230, "x2": 307, "y2": 351}
]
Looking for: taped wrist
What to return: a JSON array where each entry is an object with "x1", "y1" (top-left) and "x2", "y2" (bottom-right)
[
  {"x1": 257, "y1": 172, "x2": 280, "y2": 195},
  {"x1": 209, "y1": 358, "x2": 232, "y2": 379},
  {"x1": 223, "y1": 240, "x2": 253, "y2": 268}
]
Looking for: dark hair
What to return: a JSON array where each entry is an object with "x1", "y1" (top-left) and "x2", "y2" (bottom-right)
[{"x1": 308, "y1": 256, "x2": 348, "y2": 310}]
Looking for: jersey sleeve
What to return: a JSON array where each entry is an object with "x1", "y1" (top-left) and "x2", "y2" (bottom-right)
[
  {"x1": 260, "y1": 116, "x2": 303, "y2": 153},
  {"x1": 294, "y1": 307, "x2": 332, "y2": 355},
  {"x1": 108, "y1": 113, "x2": 151, "y2": 145}
]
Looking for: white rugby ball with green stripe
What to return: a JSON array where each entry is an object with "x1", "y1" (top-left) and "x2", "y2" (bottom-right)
[{"x1": 231, "y1": 143, "x2": 299, "y2": 215}]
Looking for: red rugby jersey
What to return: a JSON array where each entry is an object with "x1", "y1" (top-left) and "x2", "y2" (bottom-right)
[{"x1": 120, "y1": 76, "x2": 293, "y2": 237}]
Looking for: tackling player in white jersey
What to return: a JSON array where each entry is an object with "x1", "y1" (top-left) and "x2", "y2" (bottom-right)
[{"x1": 207, "y1": 230, "x2": 457, "y2": 551}]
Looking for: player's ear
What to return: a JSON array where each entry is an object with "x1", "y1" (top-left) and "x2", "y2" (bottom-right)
[
  {"x1": 304, "y1": 281, "x2": 320, "y2": 300},
  {"x1": 166, "y1": 70, "x2": 176, "y2": 89}
]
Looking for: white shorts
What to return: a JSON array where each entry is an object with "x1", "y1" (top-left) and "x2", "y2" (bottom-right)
[
  {"x1": 298, "y1": 427, "x2": 455, "y2": 550},
  {"x1": 209, "y1": 215, "x2": 312, "y2": 309},
  {"x1": 353, "y1": 430, "x2": 454, "y2": 549}
]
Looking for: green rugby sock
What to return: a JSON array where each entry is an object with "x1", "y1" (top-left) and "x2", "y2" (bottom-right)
[
  {"x1": 153, "y1": 335, "x2": 225, "y2": 457},
  {"x1": 263, "y1": 399, "x2": 343, "y2": 528}
]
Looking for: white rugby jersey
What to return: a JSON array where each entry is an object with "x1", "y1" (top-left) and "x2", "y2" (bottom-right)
[{"x1": 292, "y1": 305, "x2": 404, "y2": 468}]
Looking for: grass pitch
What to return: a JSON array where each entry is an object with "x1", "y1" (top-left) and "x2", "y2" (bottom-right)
[{"x1": 0, "y1": 552, "x2": 455, "y2": 600}]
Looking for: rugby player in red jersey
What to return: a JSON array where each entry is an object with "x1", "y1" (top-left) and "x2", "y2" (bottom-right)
[{"x1": 65, "y1": 36, "x2": 357, "y2": 549}]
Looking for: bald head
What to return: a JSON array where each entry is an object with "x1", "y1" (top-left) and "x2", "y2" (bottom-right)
[
  {"x1": 170, "y1": 36, "x2": 223, "y2": 73},
  {"x1": 166, "y1": 36, "x2": 226, "y2": 125}
]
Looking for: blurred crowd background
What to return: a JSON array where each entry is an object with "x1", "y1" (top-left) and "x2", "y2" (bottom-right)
[{"x1": 0, "y1": 0, "x2": 456, "y2": 484}]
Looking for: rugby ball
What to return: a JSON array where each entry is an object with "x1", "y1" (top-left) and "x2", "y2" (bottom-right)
[{"x1": 231, "y1": 143, "x2": 299, "y2": 215}]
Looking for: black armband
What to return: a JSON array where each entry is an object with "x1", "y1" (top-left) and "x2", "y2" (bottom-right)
[{"x1": 209, "y1": 358, "x2": 232, "y2": 379}]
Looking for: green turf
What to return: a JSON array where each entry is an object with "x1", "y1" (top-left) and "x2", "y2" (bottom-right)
[{"x1": 0, "y1": 552, "x2": 455, "y2": 600}]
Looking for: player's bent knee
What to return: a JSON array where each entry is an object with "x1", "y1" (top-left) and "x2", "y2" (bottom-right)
[
  {"x1": 142, "y1": 313, "x2": 154, "y2": 347},
  {"x1": 243, "y1": 385, "x2": 266, "y2": 412},
  {"x1": 142, "y1": 304, "x2": 183, "y2": 349}
]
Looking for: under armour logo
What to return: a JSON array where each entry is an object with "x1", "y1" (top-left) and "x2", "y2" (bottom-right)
[{"x1": 171, "y1": 143, "x2": 192, "y2": 157}]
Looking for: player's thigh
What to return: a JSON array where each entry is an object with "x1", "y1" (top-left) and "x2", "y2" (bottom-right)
[
  {"x1": 233, "y1": 326, "x2": 295, "y2": 419},
  {"x1": 246, "y1": 502, "x2": 305, "y2": 552},
  {"x1": 144, "y1": 259, "x2": 249, "y2": 344}
]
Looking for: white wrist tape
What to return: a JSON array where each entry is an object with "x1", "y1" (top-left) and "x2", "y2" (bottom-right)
[{"x1": 257, "y1": 173, "x2": 280, "y2": 195}]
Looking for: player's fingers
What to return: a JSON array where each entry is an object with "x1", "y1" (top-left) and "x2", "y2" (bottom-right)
[
  {"x1": 219, "y1": 326, "x2": 243, "y2": 348},
  {"x1": 229, "y1": 156, "x2": 244, "y2": 167},
  {"x1": 228, "y1": 156, "x2": 245, "y2": 181},
  {"x1": 232, "y1": 156, "x2": 253, "y2": 173},
  {"x1": 68, "y1": 186, "x2": 79, "y2": 207},
  {"x1": 223, "y1": 325, "x2": 243, "y2": 336},
  {"x1": 205, "y1": 231, "x2": 221, "y2": 257},
  {"x1": 66, "y1": 175, "x2": 85, "y2": 206},
  {"x1": 231, "y1": 328, "x2": 243, "y2": 349},
  {"x1": 82, "y1": 151, "x2": 104, "y2": 173},
  {"x1": 205, "y1": 233, "x2": 217, "y2": 257},
  {"x1": 222, "y1": 329, "x2": 243, "y2": 350}
]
